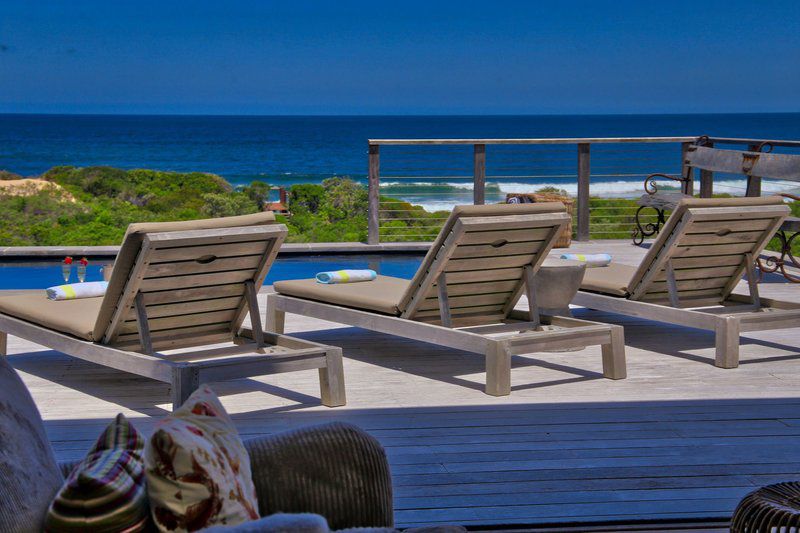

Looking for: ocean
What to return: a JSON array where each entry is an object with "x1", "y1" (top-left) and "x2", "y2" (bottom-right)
[{"x1": 1, "y1": 113, "x2": 798, "y2": 211}]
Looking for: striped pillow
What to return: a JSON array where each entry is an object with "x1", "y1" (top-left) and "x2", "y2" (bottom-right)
[{"x1": 45, "y1": 413, "x2": 150, "y2": 532}]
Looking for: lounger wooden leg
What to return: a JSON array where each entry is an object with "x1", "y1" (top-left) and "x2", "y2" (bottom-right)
[
  {"x1": 0, "y1": 331, "x2": 7, "y2": 356},
  {"x1": 265, "y1": 295, "x2": 285, "y2": 334},
  {"x1": 244, "y1": 280, "x2": 266, "y2": 347},
  {"x1": 318, "y1": 347, "x2": 346, "y2": 407},
  {"x1": 715, "y1": 316, "x2": 740, "y2": 369},
  {"x1": 171, "y1": 366, "x2": 200, "y2": 410},
  {"x1": 601, "y1": 325, "x2": 627, "y2": 379},
  {"x1": 485, "y1": 340, "x2": 511, "y2": 396}
]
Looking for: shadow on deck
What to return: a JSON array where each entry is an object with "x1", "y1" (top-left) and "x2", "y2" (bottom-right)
[
  {"x1": 33, "y1": 391, "x2": 800, "y2": 528},
  {"x1": 12, "y1": 316, "x2": 800, "y2": 529}
]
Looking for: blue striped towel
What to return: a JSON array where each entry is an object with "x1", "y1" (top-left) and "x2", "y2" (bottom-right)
[
  {"x1": 559, "y1": 253, "x2": 612, "y2": 268},
  {"x1": 46, "y1": 281, "x2": 108, "y2": 300},
  {"x1": 316, "y1": 269, "x2": 377, "y2": 284}
]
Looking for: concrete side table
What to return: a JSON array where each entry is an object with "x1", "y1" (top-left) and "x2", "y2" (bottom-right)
[{"x1": 533, "y1": 258, "x2": 587, "y2": 317}]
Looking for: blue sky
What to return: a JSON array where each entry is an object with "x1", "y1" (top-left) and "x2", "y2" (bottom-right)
[{"x1": 0, "y1": 0, "x2": 798, "y2": 115}]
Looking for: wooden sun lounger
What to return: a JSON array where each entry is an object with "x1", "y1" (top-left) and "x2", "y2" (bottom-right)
[
  {"x1": 0, "y1": 213, "x2": 345, "y2": 410},
  {"x1": 573, "y1": 196, "x2": 800, "y2": 368},
  {"x1": 266, "y1": 204, "x2": 626, "y2": 396}
]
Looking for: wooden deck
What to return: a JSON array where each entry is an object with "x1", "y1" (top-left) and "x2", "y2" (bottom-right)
[{"x1": 9, "y1": 241, "x2": 800, "y2": 529}]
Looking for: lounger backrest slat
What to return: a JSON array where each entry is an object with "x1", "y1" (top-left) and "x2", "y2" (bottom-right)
[
  {"x1": 402, "y1": 211, "x2": 568, "y2": 326},
  {"x1": 103, "y1": 224, "x2": 286, "y2": 351},
  {"x1": 629, "y1": 200, "x2": 788, "y2": 306}
]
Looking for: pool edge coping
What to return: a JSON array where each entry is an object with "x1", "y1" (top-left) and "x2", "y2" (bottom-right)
[
  {"x1": 0, "y1": 242, "x2": 434, "y2": 258},
  {"x1": 0, "y1": 240, "x2": 635, "y2": 259}
]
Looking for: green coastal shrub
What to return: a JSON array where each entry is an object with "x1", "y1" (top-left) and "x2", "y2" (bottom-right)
[
  {"x1": 0, "y1": 166, "x2": 796, "y2": 254},
  {"x1": 241, "y1": 181, "x2": 272, "y2": 210},
  {"x1": 0, "y1": 170, "x2": 24, "y2": 181},
  {"x1": 287, "y1": 183, "x2": 325, "y2": 214},
  {"x1": 0, "y1": 166, "x2": 255, "y2": 245},
  {"x1": 201, "y1": 192, "x2": 259, "y2": 218},
  {"x1": 285, "y1": 178, "x2": 368, "y2": 242}
]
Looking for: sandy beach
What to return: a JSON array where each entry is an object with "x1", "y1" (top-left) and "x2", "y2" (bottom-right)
[{"x1": 0, "y1": 178, "x2": 75, "y2": 201}]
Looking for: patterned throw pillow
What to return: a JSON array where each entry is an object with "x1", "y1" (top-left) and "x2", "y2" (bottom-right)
[
  {"x1": 145, "y1": 386, "x2": 259, "y2": 532},
  {"x1": 45, "y1": 413, "x2": 149, "y2": 532}
]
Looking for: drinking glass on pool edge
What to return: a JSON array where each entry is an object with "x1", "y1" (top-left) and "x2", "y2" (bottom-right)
[
  {"x1": 77, "y1": 258, "x2": 88, "y2": 283},
  {"x1": 62, "y1": 257, "x2": 73, "y2": 283}
]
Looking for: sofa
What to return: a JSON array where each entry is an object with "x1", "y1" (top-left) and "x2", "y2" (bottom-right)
[{"x1": 0, "y1": 356, "x2": 394, "y2": 532}]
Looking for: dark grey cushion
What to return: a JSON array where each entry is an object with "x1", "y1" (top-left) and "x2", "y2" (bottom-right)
[
  {"x1": 245, "y1": 423, "x2": 394, "y2": 530},
  {"x1": 202, "y1": 513, "x2": 331, "y2": 532},
  {"x1": 0, "y1": 357, "x2": 64, "y2": 532}
]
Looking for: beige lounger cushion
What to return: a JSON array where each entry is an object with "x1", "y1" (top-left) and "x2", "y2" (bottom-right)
[
  {"x1": 273, "y1": 276, "x2": 409, "y2": 316},
  {"x1": 398, "y1": 202, "x2": 567, "y2": 313},
  {"x1": 579, "y1": 264, "x2": 638, "y2": 297},
  {"x1": 0, "y1": 290, "x2": 101, "y2": 341},
  {"x1": 93, "y1": 212, "x2": 276, "y2": 341}
]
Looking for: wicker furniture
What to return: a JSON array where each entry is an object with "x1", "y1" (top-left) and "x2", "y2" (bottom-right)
[
  {"x1": 731, "y1": 482, "x2": 800, "y2": 533},
  {"x1": 506, "y1": 193, "x2": 574, "y2": 247},
  {"x1": 0, "y1": 354, "x2": 392, "y2": 531},
  {"x1": 68, "y1": 424, "x2": 393, "y2": 531}
]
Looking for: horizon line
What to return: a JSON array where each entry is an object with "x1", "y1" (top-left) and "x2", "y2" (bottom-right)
[{"x1": 1, "y1": 111, "x2": 799, "y2": 118}]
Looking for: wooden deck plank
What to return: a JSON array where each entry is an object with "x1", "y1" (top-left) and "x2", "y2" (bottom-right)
[
  {"x1": 392, "y1": 474, "x2": 794, "y2": 498},
  {"x1": 388, "y1": 463, "x2": 800, "y2": 489},
  {"x1": 6, "y1": 240, "x2": 800, "y2": 528},
  {"x1": 393, "y1": 497, "x2": 741, "y2": 523},
  {"x1": 395, "y1": 486, "x2": 752, "y2": 511}
]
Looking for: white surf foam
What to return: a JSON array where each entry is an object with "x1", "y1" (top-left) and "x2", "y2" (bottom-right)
[{"x1": 381, "y1": 178, "x2": 756, "y2": 212}]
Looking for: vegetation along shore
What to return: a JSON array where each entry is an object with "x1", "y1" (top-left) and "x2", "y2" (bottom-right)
[{"x1": 0, "y1": 166, "x2": 796, "y2": 252}]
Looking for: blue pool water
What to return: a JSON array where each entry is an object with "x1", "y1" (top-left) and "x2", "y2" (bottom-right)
[
  {"x1": 270, "y1": 254, "x2": 423, "y2": 283},
  {"x1": 0, "y1": 255, "x2": 424, "y2": 290},
  {"x1": 0, "y1": 263, "x2": 112, "y2": 289}
]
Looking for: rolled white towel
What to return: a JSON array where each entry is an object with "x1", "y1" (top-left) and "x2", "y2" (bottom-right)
[
  {"x1": 315, "y1": 269, "x2": 377, "y2": 284},
  {"x1": 46, "y1": 281, "x2": 108, "y2": 301},
  {"x1": 559, "y1": 253, "x2": 612, "y2": 268}
]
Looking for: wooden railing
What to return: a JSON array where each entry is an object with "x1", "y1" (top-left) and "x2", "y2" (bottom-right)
[
  {"x1": 366, "y1": 136, "x2": 800, "y2": 244},
  {"x1": 701, "y1": 137, "x2": 800, "y2": 198},
  {"x1": 367, "y1": 137, "x2": 696, "y2": 244}
]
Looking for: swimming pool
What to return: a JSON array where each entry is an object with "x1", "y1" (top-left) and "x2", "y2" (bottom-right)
[{"x1": 0, "y1": 254, "x2": 425, "y2": 290}]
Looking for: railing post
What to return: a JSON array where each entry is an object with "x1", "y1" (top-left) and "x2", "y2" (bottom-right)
[
  {"x1": 680, "y1": 142, "x2": 694, "y2": 196},
  {"x1": 367, "y1": 143, "x2": 380, "y2": 245},
  {"x1": 473, "y1": 144, "x2": 486, "y2": 205},
  {"x1": 745, "y1": 143, "x2": 762, "y2": 197},
  {"x1": 576, "y1": 143, "x2": 590, "y2": 241},
  {"x1": 699, "y1": 141, "x2": 714, "y2": 198}
]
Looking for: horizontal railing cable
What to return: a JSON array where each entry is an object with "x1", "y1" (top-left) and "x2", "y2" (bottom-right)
[{"x1": 367, "y1": 136, "x2": 798, "y2": 244}]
